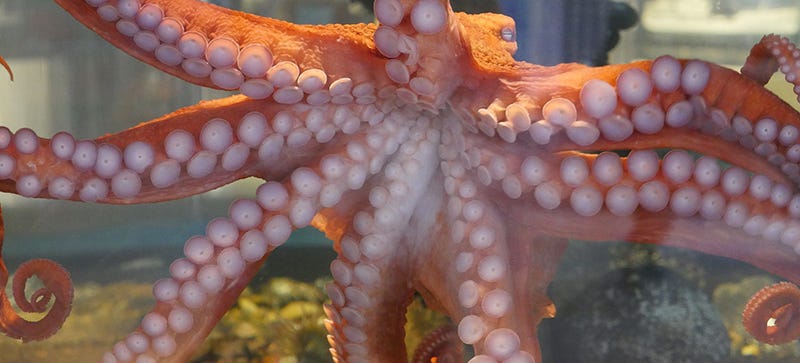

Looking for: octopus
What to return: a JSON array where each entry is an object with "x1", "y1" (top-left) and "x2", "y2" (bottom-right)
[{"x1": 1, "y1": 0, "x2": 800, "y2": 362}]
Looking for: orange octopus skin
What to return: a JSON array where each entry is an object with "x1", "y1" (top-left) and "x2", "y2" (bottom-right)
[
  {"x1": 0, "y1": 205, "x2": 73, "y2": 343},
  {"x1": 1, "y1": 1, "x2": 800, "y2": 362},
  {"x1": 743, "y1": 281, "x2": 800, "y2": 345},
  {"x1": 0, "y1": 55, "x2": 13, "y2": 82},
  {"x1": 411, "y1": 324, "x2": 463, "y2": 363}
]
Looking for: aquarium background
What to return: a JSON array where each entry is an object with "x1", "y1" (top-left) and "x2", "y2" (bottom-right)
[{"x1": 0, "y1": 0, "x2": 798, "y2": 362}]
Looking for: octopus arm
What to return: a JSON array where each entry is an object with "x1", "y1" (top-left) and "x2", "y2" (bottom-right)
[
  {"x1": 115, "y1": 214, "x2": 282, "y2": 363},
  {"x1": 0, "y1": 206, "x2": 73, "y2": 342},
  {"x1": 507, "y1": 59, "x2": 800, "y2": 283},
  {"x1": 112, "y1": 104, "x2": 443, "y2": 362},
  {"x1": 0, "y1": 55, "x2": 13, "y2": 82},
  {"x1": 741, "y1": 34, "x2": 786, "y2": 86},
  {"x1": 81, "y1": 122, "x2": 385, "y2": 361},
  {"x1": 54, "y1": 0, "x2": 385, "y2": 92},
  {"x1": 0, "y1": 95, "x2": 390, "y2": 205},
  {"x1": 0, "y1": 259, "x2": 73, "y2": 342},
  {"x1": 442, "y1": 34, "x2": 800, "y2": 351},
  {"x1": 415, "y1": 187, "x2": 568, "y2": 361},
  {"x1": 310, "y1": 112, "x2": 443, "y2": 362}
]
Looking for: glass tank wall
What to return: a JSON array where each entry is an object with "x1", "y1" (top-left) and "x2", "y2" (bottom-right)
[{"x1": 0, "y1": 0, "x2": 797, "y2": 362}]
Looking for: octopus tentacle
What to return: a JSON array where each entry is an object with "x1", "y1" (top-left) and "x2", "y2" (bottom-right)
[
  {"x1": 373, "y1": 0, "x2": 454, "y2": 62},
  {"x1": 0, "y1": 259, "x2": 73, "y2": 342},
  {"x1": 0, "y1": 206, "x2": 73, "y2": 342},
  {"x1": 444, "y1": 35, "x2": 800, "y2": 351},
  {"x1": 319, "y1": 114, "x2": 440, "y2": 362},
  {"x1": 743, "y1": 281, "x2": 800, "y2": 344},
  {"x1": 55, "y1": 0, "x2": 385, "y2": 101},
  {"x1": 324, "y1": 232, "x2": 417, "y2": 362},
  {"x1": 100, "y1": 97, "x2": 424, "y2": 362},
  {"x1": 509, "y1": 146, "x2": 800, "y2": 281},
  {"x1": 98, "y1": 178, "x2": 313, "y2": 362},
  {"x1": 411, "y1": 324, "x2": 463, "y2": 363},
  {"x1": 409, "y1": 117, "x2": 566, "y2": 361},
  {"x1": 0, "y1": 96, "x2": 381, "y2": 204},
  {"x1": 467, "y1": 59, "x2": 800, "y2": 172},
  {"x1": 742, "y1": 34, "x2": 800, "y2": 97},
  {"x1": 479, "y1": 58, "x2": 800, "y2": 277},
  {"x1": 0, "y1": 55, "x2": 13, "y2": 82}
]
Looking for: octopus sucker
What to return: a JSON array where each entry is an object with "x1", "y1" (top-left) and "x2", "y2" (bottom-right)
[{"x1": 0, "y1": 1, "x2": 799, "y2": 362}]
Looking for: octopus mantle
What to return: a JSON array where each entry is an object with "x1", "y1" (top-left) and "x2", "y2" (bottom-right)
[{"x1": 1, "y1": 1, "x2": 800, "y2": 362}]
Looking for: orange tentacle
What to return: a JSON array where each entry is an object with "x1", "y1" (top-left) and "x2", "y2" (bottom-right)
[
  {"x1": 741, "y1": 34, "x2": 781, "y2": 86},
  {"x1": 0, "y1": 206, "x2": 73, "y2": 342},
  {"x1": 54, "y1": 0, "x2": 381, "y2": 90},
  {"x1": 0, "y1": 55, "x2": 13, "y2": 82},
  {"x1": 743, "y1": 282, "x2": 800, "y2": 345},
  {"x1": 411, "y1": 324, "x2": 463, "y2": 363}
]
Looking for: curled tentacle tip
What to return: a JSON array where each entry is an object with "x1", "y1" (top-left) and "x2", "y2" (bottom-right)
[
  {"x1": 0, "y1": 55, "x2": 13, "y2": 82},
  {"x1": 1, "y1": 258, "x2": 73, "y2": 342},
  {"x1": 411, "y1": 324, "x2": 463, "y2": 363},
  {"x1": 743, "y1": 282, "x2": 800, "y2": 345}
]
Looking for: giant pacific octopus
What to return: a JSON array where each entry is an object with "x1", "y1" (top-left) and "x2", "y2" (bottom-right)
[{"x1": 2, "y1": 0, "x2": 800, "y2": 362}]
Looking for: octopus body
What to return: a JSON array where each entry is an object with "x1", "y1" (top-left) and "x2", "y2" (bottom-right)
[{"x1": 1, "y1": 0, "x2": 800, "y2": 362}]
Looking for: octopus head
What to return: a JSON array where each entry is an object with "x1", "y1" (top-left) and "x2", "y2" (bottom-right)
[{"x1": 456, "y1": 12, "x2": 519, "y2": 69}]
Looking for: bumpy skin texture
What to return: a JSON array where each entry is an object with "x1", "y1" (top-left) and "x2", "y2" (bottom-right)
[
  {"x1": 2, "y1": 0, "x2": 800, "y2": 362},
  {"x1": 0, "y1": 206, "x2": 73, "y2": 343}
]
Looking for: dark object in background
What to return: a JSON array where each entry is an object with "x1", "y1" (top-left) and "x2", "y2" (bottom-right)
[
  {"x1": 543, "y1": 265, "x2": 731, "y2": 363},
  {"x1": 522, "y1": 0, "x2": 638, "y2": 65}
]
